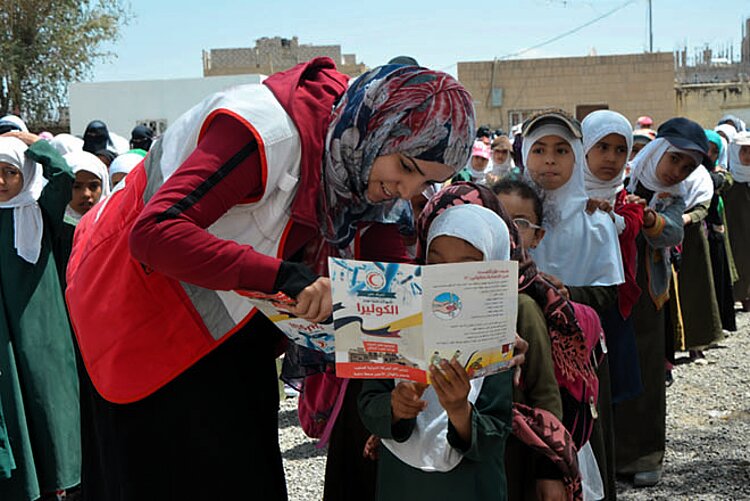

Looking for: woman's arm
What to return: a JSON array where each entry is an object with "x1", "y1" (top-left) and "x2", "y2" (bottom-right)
[{"x1": 129, "y1": 114, "x2": 284, "y2": 293}]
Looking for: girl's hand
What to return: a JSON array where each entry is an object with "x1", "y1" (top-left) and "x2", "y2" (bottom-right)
[
  {"x1": 625, "y1": 193, "x2": 647, "y2": 206},
  {"x1": 391, "y1": 381, "x2": 428, "y2": 422},
  {"x1": 430, "y1": 358, "x2": 471, "y2": 417},
  {"x1": 363, "y1": 434, "x2": 381, "y2": 461},
  {"x1": 2, "y1": 131, "x2": 40, "y2": 145},
  {"x1": 642, "y1": 208, "x2": 657, "y2": 228},
  {"x1": 585, "y1": 198, "x2": 611, "y2": 214},
  {"x1": 536, "y1": 479, "x2": 567, "y2": 501},
  {"x1": 682, "y1": 213, "x2": 691, "y2": 226},
  {"x1": 287, "y1": 277, "x2": 331, "y2": 323},
  {"x1": 509, "y1": 334, "x2": 528, "y2": 387}
]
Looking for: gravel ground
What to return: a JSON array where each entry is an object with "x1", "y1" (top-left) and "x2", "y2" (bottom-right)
[{"x1": 280, "y1": 310, "x2": 750, "y2": 501}]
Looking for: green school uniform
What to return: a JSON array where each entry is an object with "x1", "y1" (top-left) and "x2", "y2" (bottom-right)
[{"x1": 0, "y1": 140, "x2": 80, "y2": 500}]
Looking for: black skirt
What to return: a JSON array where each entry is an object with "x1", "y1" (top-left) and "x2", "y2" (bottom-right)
[{"x1": 78, "y1": 314, "x2": 287, "y2": 501}]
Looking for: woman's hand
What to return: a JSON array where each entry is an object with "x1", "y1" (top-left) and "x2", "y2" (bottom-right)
[
  {"x1": 536, "y1": 479, "x2": 567, "y2": 501},
  {"x1": 287, "y1": 277, "x2": 332, "y2": 323},
  {"x1": 391, "y1": 381, "x2": 428, "y2": 422},
  {"x1": 509, "y1": 334, "x2": 528, "y2": 387},
  {"x1": 2, "y1": 131, "x2": 40, "y2": 145}
]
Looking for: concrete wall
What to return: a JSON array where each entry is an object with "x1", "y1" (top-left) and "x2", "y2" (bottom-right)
[
  {"x1": 676, "y1": 81, "x2": 750, "y2": 127},
  {"x1": 69, "y1": 74, "x2": 264, "y2": 139},
  {"x1": 458, "y1": 52, "x2": 676, "y2": 130}
]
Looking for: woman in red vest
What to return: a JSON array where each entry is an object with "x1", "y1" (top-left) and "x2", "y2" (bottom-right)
[{"x1": 67, "y1": 59, "x2": 475, "y2": 500}]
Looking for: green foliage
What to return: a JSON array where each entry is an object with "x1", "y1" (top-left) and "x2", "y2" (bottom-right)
[{"x1": 0, "y1": 0, "x2": 130, "y2": 124}]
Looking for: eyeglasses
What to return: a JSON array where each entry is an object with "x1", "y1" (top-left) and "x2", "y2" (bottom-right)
[{"x1": 513, "y1": 218, "x2": 542, "y2": 231}]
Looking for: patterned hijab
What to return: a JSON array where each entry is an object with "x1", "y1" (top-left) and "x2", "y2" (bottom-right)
[{"x1": 322, "y1": 64, "x2": 475, "y2": 248}]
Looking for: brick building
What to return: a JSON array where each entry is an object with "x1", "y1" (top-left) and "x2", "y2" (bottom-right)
[
  {"x1": 458, "y1": 18, "x2": 750, "y2": 130},
  {"x1": 203, "y1": 36, "x2": 366, "y2": 77}
]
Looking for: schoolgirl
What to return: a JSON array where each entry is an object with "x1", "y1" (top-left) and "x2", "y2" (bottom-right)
[
  {"x1": 613, "y1": 117, "x2": 710, "y2": 487},
  {"x1": 0, "y1": 133, "x2": 80, "y2": 500},
  {"x1": 358, "y1": 203, "x2": 515, "y2": 500},
  {"x1": 581, "y1": 110, "x2": 646, "y2": 405},
  {"x1": 724, "y1": 131, "x2": 750, "y2": 311}
]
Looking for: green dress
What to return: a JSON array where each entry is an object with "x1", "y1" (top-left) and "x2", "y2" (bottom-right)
[
  {"x1": 359, "y1": 370, "x2": 513, "y2": 501},
  {"x1": 0, "y1": 140, "x2": 81, "y2": 500}
]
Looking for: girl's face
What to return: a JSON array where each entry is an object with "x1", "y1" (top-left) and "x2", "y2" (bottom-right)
[
  {"x1": 707, "y1": 142, "x2": 720, "y2": 165},
  {"x1": 497, "y1": 192, "x2": 545, "y2": 250},
  {"x1": 427, "y1": 235, "x2": 484, "y2": 265},
  {"x1": 492, "y1": 148, "x2": 510, "y2": 166},
  {"x1": 71, "y1": 171, "x2": 103, "y2": 215},
  {"x1": 367, "y1": 153, "x2": 453, "y2": 203},
  {"x1": 0, "y1": 162, "x2": 23, "y2": 202},
  {"x1": 654, "y1": 151, "x2": 697, "y2": 186},
  {"x1": 586, "y1": 133, "x2": 628, "y2": 181},
  {"x1": 630, "y1": 141, "x2": 647, "y2": 161},
  {"x1": 470, "y1": 155, "x2": 489, "y2": 171},
  {"x1": 740, "y1": 145, "x2": 750, "y2": 166},
  {"x1": 525, "y1": 135, "x2": 575, "y2": 191}
]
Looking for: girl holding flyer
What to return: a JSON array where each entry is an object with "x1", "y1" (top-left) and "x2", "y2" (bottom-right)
[{"x1": 358, "y1": 203, "x2": 515, "y2": 500}]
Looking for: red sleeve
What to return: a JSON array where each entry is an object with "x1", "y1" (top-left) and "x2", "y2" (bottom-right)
[{"x1": 129, "y1": 113, "x2": 282, "y2": 292}]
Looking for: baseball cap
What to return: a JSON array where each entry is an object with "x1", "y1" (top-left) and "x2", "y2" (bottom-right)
[
  {"x1": 521, "y1": 109, "x2": 582, "y2": 139},
  {"x1": 656, "y1": 117, "x2": 711, "y2": 167}
]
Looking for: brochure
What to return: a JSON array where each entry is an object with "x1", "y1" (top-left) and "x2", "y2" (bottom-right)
[
  {"x1": 239, "y1": 290, "x2": 335, "y2": 356},
  {"x1": 328, "y1": 258, "x2": 518, "y2": 383}
]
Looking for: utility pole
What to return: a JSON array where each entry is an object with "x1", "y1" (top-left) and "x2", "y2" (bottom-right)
[{"x1": 648, "y1": 0, "x2": 653, "y2": 52}]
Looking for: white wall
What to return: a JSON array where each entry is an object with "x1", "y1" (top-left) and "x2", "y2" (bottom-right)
[{"x1": 68, "y1": 73, "x2": 265, "y2": 139}]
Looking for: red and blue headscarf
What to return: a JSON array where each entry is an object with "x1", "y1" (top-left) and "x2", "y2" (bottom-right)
[{"x1": 322, "y1": 64, "x2": 475, "y2": 247}]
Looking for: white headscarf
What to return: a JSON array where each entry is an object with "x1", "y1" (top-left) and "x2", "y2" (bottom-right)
[
  {"x1": 523, "y1": 123, "x2": 624, "y2": 287},
  {"x1": 50, "y1": 134, "x2": 84, "y2": 156},
  {"x1": 109, "y1": 151, "x2": 144, "y2": 187},
  {"x1": 0, "y1": 137, "x2": 48, "y2": 264},
  {"x1": 626, "y1": 138, "x2": 689, "y2": 204},
  {"x1": 63, "y1": 151, "x2": 111, "y2": 224},
  {"x1": 0, "y1": 114, "x2": 29, "y2": 132},
  {"x1": 728, "y1": 132, "x2": 750, "y2": 183},
  {"x1": 382, "y1": 204, "x2": 510, "y2": 472},
  {"x1": 581, "y1": 110, "x2": 633, "y2": 204},
  {"x1": 715, "y1": 124, "x2": 737, "y2": 171},
  {"x1": 682, "y1": 167, "x2": 714, "y2": 210}
]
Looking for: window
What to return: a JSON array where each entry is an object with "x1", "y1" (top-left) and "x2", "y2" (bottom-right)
[
  {"x1": 137, "y1": 119, "x2": 168, "y2": 136},
  {"x1": 508, "y1": 109, "x2": 544, "y2": 130}
]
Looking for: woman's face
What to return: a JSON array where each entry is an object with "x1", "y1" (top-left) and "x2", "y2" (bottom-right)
[
  {"x1": 739, "y1": 145, "x2": 750, "y2": 166},
  {"x1": 427, "y1": 235, "x2": 483, "y2": 264},
  {"x1": 497, "y1": 192, "x2": 545, "y2": 250},
  {"x1": 492, "y1": 148, "x2": 510, "y2": 165},
  {"x1": 0, "y1": 162, "x2": 23, "y2": 202},
  {"x1": 655, "y1": 151, "x2": 697, "y2": 186},
  {"x1": 71, "y1": 171, "x2": 103, "y2": 215},
  {"x1": 367, "y1": 153, "x2": 453, "y2": 203},
  {"x1": 525, "y1": 135, "x2": 575, "y2": 191},
  {"x1": 586, "y1": 133, "x2": 628, "y2": 181}
]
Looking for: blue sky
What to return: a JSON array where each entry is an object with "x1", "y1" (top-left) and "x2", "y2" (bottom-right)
[{"x1": 92, "y1": 0, "x2": 750, "y2": 82}]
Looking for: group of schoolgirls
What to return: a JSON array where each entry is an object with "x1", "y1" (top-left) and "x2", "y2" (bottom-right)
[
  {"x1": 324, "y1": 108, "x2": 750, "y2": 501},
  {"x1": 0, "y1": 117, "x2": 148, "y2": 500}
]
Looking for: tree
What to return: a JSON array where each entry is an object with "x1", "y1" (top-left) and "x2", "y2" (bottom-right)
[{"x1": 0, "y1": 0, "x2": 129, "y2": 125}]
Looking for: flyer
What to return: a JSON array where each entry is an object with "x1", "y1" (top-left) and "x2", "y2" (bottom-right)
[{"x1": 329, "y1": 258, "x2": 518, "y2": 383}]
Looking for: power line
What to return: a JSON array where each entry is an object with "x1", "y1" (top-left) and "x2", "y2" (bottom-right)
[{"x1": 496, "y1": 0, "x2": 637, "y2": 60}]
